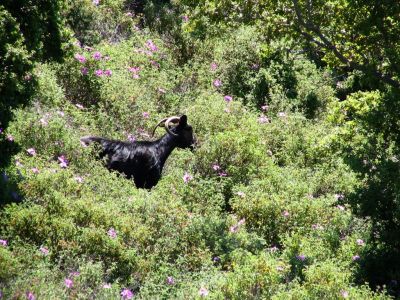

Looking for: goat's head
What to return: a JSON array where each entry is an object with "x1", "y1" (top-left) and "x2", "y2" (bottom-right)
[{"x1": 152, "y1": 115, "x2": 196, "y2": 150}]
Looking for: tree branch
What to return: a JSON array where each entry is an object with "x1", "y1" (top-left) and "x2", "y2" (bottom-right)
[{"x1": 291, "y1": 0, "x2": 400, "y2": 89}]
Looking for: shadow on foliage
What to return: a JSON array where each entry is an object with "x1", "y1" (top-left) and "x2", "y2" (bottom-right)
[
  {"x1": 348, "y1": 160, "x2": 400, "y2": 297},
  {"x1": 343, "y1": 88, "x2": 400, "y2": 297},
  {"x1": 1, "y1": 1, "x2": 65, "y2": 206},
  {"x1": 0, "y1": 140, "x2": 24, "y2": 207}
]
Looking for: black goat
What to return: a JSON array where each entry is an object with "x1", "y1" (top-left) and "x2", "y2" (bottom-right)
[{"x1": 80, "y1": 115, "x2": 195, "y2": 189}]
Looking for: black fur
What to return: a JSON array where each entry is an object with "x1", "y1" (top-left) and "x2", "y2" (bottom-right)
[{"x1": 81, "y1": 115, "x2": 195, "y2": 189}]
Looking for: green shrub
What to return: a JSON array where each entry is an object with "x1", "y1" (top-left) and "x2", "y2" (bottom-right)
[
  {"x1": 0, "y1": 246, "x2": 20, "y2": 281},
  {"x1": 65, "y1": 0, "x2": 136, "y2": 46},
  {"x1": 0, "y1": 6, "x2": 35, "y2": 128}
]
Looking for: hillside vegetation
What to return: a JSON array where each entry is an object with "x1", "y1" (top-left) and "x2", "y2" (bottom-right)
[{"x1": 1, "y1": 1, "x2": 400, "y2": 299}]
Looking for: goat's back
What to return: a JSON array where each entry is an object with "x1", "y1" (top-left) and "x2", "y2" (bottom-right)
[{"x1": 80, "y1": 136, "x2": 162, "y2": 188}]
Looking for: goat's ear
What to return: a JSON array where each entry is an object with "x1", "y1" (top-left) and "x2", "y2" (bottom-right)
[{"x1": 179, "y1": 115, "x2": 188, "y2": 126}]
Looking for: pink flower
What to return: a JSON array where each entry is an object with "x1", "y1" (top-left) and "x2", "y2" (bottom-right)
[
  {"x1": 311, "y1": 224, "x2": 323, "y2": 230},
  {"x1": 95, "y1": 69, "x2": 104, "y2": 77},
  {"x1": 258, "y1": 115, "x2": 269, "y2": 124},
  {"x1": 93, "y1": 51, "x2": 102, "y2": 60},
  {"x1": 337, "y1": 205, "x2": 345, "y2": 211},
  {"x1": 129, "y1": 67, "x2": 140, "y2": 73},
  {"x1": 39, "y1": 118, "x2": 48, "y2": 126},
  {"x1": 70, "y1": 271, "x2": 80, "y2": 277},
  {"x1": 181, "y1": 15, "x2": 189, "y2": 22},
  {"x1": 158, "y1": 87, "x2": 166, "y2": 94},
  {"x1": 75, "y1": 103, "x2": 84, "y2": 109},
  {"x1": 199, "y1": 287, "x2": 209, "y2": 297},
  {"x1": 121, "y1": 288, "x2": 134, "y2": 299},
  {"x1": 40, "y1": 246, "x2": 49, "y2": 255},
  {"x1": 150, "y1": 60, "x2": 160, "y2": 68},
  {"x1": 93, "y1": 0, "x2": 99, "y2": 5},
  {"x1": 269, "y1": 246, "x2": 279, "y2": 252},
  {"x1": 212, "y1": 164, "x2": 220, "y2": 171},
  {"x1": 65, "y1": 278, "x2": 73, "y2": 288},
  {"x1": 26, "y1": 292, "x2": 36, "y2": 300},
  {"x1": 261, "y1": 104, "x2": 269, "y2": 111},
  {"x1": 230, "y1": 218, "x2": 245, "y2": 233},
  {"x1": 27, "y1": 148, "x2": 36, "y2": 156},
  {"x1": 296, "y1": 254, "x2": 306, "y2": 261},
  {"x1": 352, "y1": 255, "x2": 360, "y2": 261},
  {"x1": 213, "y1": 79, "x2": 222, "y2": 87},
  {"x1": 311, "y1": 224, "x2": 324, "y2": 230},
  {"x1": 356, "y1": 239, "x2": 365, "y2": 246},
  {"x1": 81, "y1": 67, "x2": 88, "y2": 75},
  {"x1": 104, "y1": 69, "x2": 112, "y2": 76},
  {"x1": 15, "y1": 159, "x2": 23, "y2": 167},
  {"x1": 58, "y1": 155, "x2": 68, "y2": 168},
  {"x1": 210, "y1": 62, "x2": 218, "y2": 71},
  {"x1": 75, "y1": 176, "x2": 84, "y2": 183},
  {"x1": 0, "y1": 239, "x2": 7, "y2": 246},
  {"x1": 237, "y1": 191, "x2": 245, "y2": 198},
  {"x1": 276, "y1": 266, "x2": 284, "y2": 271},
  {"x1": 166, "y1": 276, "x2": 175, "y2": 285},
  {"x1": 103, "y1": 283, "x2": 111, "y2": 289},
  {"x1": 334, "y1": 193, "x2": 344, "y2": 200},
  {"x1": 6, "y1": 134, "x2": 14, "y2": 142},
  {"x1": 341, "y1": 290, "x2": 349, "y2": 298},
  {"x1": 57, "y1": 111, "x2": 65, "y2": 117},
  {"x1": 146, "y1": 40, "x2": 158, "y2": 52},
  {"x1": 128, "y1": 66, "x2": 141, "y2": 78},
  {"x1": 229, "y1": 224, "x2": 239, "y2": 233},
  {"x1": 183, "y1": 172, "x2": 193, "y2": 183},
  {"x1": 282, "y1": 210, "x2": 290, "y2": 217},
  {"x1": 31, "y1": 168, "x2": 39, "y2": 174},
  {"x1": 224, "y1": 108, "x2": 231, "y2": 113},
  {"x1": 224, "y1": 95, "x2": 232, "y2": 102},
  {"x1": 278, "y1": 112, "x2": 286, "y2": 117},
  {"x1": 218, "y1": 171, "x2": 227, "y2": 177},
  {"x1": 127, "y1": 134, "x2": 136, "y2": 142},
  {"x1": 74, "y1": 53, "x2": 86, "y2": 63},
  {"x1": 142, "y1": 112, "x2": 150, "y2": 119},
  {"x1": 73, "y1": 40, "x2": 82, "y2": 48},
  {"x1": 108, "y1": 228, "x2": 117, "y2": 239}
]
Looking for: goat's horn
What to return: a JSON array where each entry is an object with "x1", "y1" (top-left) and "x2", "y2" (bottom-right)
[
  {"x1": 152, "y1": 117, "x2": 168, "y2": 137},
  {"x1": 165, "y1": 116, "x2": 180, "y2": 136}
]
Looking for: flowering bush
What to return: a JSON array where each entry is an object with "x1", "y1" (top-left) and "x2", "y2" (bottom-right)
[{"x1": 0, "y1": 2, "x2": 395, "y2": 299}]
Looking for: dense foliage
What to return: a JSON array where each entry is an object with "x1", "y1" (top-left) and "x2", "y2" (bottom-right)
[{"x1": 1, "y1": 0, "x2": 399, "y2": 299}]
